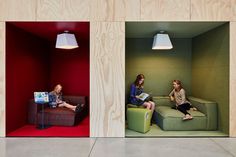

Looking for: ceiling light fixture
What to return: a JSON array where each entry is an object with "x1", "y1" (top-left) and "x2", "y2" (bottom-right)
[
  {"x1": 152, "y1": 31, "x2": 173, "y2": 50},
  {"x1": 56, "y1": 31, "x2": 78, "y2": 49}
]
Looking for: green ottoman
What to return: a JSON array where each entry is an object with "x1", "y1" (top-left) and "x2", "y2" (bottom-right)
[{"x1": 127, "y1": 108, "x2": 152, "y2": 133}]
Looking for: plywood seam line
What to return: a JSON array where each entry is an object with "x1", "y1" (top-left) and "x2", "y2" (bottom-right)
[
  {"x1": 35, "y1": 0, "x2": 38, "y2": 21},
  {"x1": 190, "y1": 0, "x2": 192, "y2": 20},
  {"x1": 139, "y1": 0, "x2": 141, "y2": 21}
]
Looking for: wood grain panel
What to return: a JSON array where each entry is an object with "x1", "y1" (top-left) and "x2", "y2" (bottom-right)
[
  {"x1": 0, "y1": 0, "x2": 3, "y2": 21},
  {"x1": 156, "y1": 0, "x2": 190, "y2": 21},
  {"x1": 90, "y1": 0, "x2": 140, "y2": 21},
  {"x1": 230, "y1": 22, "x2": 236, "y2": 137},
  {"x1": 90, "y1": 22, "x2": 125, "y2": 137},
  {"x1": 232, "y1": 0, "x2": 236, "y2": 21},
  {"x1": 141, "y1": 0, "x2": 190, "y2": 21},
  {"x1": 90, "y1": 0, "x2": 114, "y2": 21},
  {"x1": 113, "y1": 0, "x2": 141, "y2": 21},
  {"x1": 0, "y1": 22, "x2": 5, "y2": 137},
  {"x1": 37, "y1": 0, "x2": 63, "y2": 20},
  {"x1": 0, "y1": 0, "x2": 36, "y2": 21},
  {"x1": 191, "y1": 0, "x2": 231, "y2": 21},
  {"x1": 140, "y1": 0, "x2": 157, "y2": 21},
  {"x1": 37, "y1": 0, "x2": 90, "y2": 21},
  {"x1": 114, "y1": 0, "x2": 126, "y2": 21}
]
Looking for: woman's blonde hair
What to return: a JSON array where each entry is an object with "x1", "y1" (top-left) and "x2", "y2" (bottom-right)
[{"x1": 54, "y1": 84, "x2": 62, "y2": 92}]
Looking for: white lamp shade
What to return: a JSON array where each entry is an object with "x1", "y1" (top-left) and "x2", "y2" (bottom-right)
[
  {"x1": 152, "y1": 33, "x2": 173, "y2": 50},
  {"x1": 56, "y1": 33, "x2": 78, "y2": 49}
]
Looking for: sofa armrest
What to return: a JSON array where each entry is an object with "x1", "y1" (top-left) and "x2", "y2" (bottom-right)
[
  {"x1": 27, "y1": 99, "x2": 49, "y2": 124},
  {"x1": 127, "y1": 108, "x2": 152, "y2": 133},
  {"x1": 188, "y1": 96, "x2": 217, "y2": 130}
]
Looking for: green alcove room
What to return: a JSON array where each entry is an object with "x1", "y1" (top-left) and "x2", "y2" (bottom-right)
[{"x1": 125, "y1": 22, "x2": 229, "y2": 137}]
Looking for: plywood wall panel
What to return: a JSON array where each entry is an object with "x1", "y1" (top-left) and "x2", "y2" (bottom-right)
[
  {"x1": 0, "y1": 0, "x2": 4, "y2": 21},
  {"x1": 90, "y1": 0, "x2": 114, "y2": 21},
  {"x1": 90, "y1": 22, "x2": 125, "y2": 137},
  {"x1": 156, "y1": 0, "x2": 190, "y2": 21},
  {"x1": 114, "y1": 0, "x2": 134, "y2": 21},
  {"x1": 140, "y1": 0, "x2": 157, "y2": 21},
  {"x1": 37, "y1": 0, "x2": 63, "y2": 20},
  {"x1": 232, "y1": 0, "x2": 236, "y2": 21},
  {"x1": 141, "y1": 0, "x2": 190, "y2": 21},
  {"x1": 191, "y1": 0, "x2": 231, "y2": 21},
  {"x1": 124, "y1": 0, "x2": 140, "y2": 21},
  {"x1": 230, "y1": 22, "x2": 236, "y2": 137},
  {"x1": 0, "y1": 23, "x2": 5, "y2": 137},
  {"x1": 37, "y1": 0, "x2": 90, "y2": 21},
  {"x1": 90, "y1": 0, "x2": 140, "y2": 21},
  {"x1": 0, "y1": 0, "x2": 36, "y2": 21}
]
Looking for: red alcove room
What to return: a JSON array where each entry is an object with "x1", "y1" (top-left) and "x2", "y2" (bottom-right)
[{"x1": 6, "y1": 22, "x2": 90, "y2": 137}]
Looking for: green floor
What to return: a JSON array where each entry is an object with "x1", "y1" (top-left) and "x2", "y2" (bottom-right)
[{"x1": 126, "y1": 125, "x2": 228, "y2": 137}]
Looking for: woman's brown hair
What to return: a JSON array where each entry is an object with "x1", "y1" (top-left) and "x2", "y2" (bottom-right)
[
  {"x1": 173, "y1": 80, "x2": 183, "y2": 91},
  {"x1": 134, "y1": 74, "x2": 145, "y2": 88}
]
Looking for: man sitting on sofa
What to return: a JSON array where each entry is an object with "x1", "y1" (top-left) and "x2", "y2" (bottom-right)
[{"x1": 49, "y1": 84, "x2": 84, "y2": 113}]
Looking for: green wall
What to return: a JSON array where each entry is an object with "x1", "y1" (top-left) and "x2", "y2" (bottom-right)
[
  {"x1": 126, "y1": 38, "x2": 192, "y2": 98},
  {"x1": 126, "y1": 23, "x2": 229, "y2": 134},
  {"x1": 192, "y1": 23, "x2": 229, "y2": 134}
]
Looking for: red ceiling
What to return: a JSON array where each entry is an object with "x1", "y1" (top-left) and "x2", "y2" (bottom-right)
[{"x1": 9, "y1": 22, "x2": 89, "y2": 42}]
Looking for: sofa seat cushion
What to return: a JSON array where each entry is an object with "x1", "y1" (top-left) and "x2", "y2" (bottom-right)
[
  {"x1": 156, "y1": 106, "x2": 207, "y2": 131},
  {"x1": 157, "y1": 106, "x2": 205, "y2": 118}
]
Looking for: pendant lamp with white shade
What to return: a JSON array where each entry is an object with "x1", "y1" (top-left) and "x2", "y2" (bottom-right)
[
  {"x1": 56, "y1": 31, "x2": 78, "y2": 49},
  {"x1": 152, "y1": 31, "x2": 173, "y2": 50}
]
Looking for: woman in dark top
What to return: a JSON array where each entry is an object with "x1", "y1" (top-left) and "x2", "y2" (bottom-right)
[
  {"x1": 129, "y1": 74, "x2": 155, "y2": 112},
  {"x1": 49, "y1": 84, "x2": 83, "y2": 112}
]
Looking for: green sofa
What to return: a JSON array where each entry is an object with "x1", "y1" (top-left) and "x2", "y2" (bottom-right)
[{"x1": 153, "y1": 96, "x2": 218, "y2": 131}]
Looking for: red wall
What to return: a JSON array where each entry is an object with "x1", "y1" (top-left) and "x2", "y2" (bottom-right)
[
  {"x1": 49, "y1": 41, "x2": 89, "y2": 97},
  {"x1": 6, "y1": 24, "x2": 50, "y2": 134},
  {"x1": 6, "y1": 22, "x2": 90, "y2": 134}
]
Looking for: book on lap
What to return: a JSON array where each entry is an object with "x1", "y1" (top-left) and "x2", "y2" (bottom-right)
[{"x1": 138, "y1": 93, "x2": 150, "y2": 101}]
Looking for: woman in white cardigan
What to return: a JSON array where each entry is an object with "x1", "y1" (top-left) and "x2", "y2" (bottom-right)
[{"x1": 169, "y1": 80, "x2": 197, "y2": 121}]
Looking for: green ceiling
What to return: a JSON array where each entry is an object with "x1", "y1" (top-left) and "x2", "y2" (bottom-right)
[{"x1": 126, "y1": 22, "x2": 227, "y2": 38}]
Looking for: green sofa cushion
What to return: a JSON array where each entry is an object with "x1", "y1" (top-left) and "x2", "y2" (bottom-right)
[
  {"x1": 157, "y1": 106, "x2": 207, "y2": 131},
  {"x1": 153, "y1": 96, "x2": 217, "y2": 131},
  {"x1": 157, "y1": 106, "x2": 206, "y2": 118}
]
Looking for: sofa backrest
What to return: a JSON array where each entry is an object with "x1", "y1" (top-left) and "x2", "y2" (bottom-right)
[
  {"x1": 153, "y1": 96, "x2": 174, "y2": 108},
  {"x1": 63, "y1": 96, "x2": 86, "y2": 105}
]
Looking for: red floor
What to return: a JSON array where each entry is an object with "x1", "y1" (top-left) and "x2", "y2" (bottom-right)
[{"x1": 7, "y1": 116, "x2": 89, "y2": 137}]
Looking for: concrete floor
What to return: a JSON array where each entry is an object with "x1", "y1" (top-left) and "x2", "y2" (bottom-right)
[{"x1": 0, "y1": 138, "x2": 236, "y2": 157}]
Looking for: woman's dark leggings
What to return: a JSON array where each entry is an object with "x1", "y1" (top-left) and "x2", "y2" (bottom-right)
[{"x1": 177, "y1": 103, "x2": 191, "y2": 115}]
